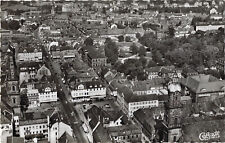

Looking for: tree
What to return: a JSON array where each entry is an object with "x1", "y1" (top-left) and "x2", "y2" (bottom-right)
[
  {"x1": 139, "y1": 56, "x2": 147, "y2": 67},
  {"x1": 84, "y1": 37, "x2": 94, "y2": 46},
  {"x1": 130, "y1": 43, "x2": 138, "y2": 54},
  {"x1": 20, "y1": 93, "x2": 29, "y2": 112},
  {"x1": 118, "y1": 35, "x2": 124, "y2": 42},
  {"x1": 104, "y1": 38, "x2": 119, "y2": 64},
  {"x1": 168, "y1": 26, "x2": 175, "y2": 38},
  {"x1": 8, "y1": 20, "x2": 21, "y2": 30},
  {"x1": 148, "y1": 60, "x2": 157, "y2": 67},
  {"x1": 125, "y1": 36, "x2": 131, "y2": 42},
  {"x1": 136, "y1": 33, "x2": 141, "y2": 39},
  {"x1": 138, "y1": 46, "x2": 146, "y2": 56}
]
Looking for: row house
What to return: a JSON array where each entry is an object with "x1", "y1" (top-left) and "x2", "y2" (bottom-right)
[
  {"x1": 70, "y1": 81, "x2": 106, "y2": 102},
  {"x1": 16, "y1": 46, "x2": 42, "y2": 63},
  {"x1": 181, "y1": 74, "x2": 225, "y2": 103}
]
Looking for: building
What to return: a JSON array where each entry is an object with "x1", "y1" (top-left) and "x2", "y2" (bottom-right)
[
  {"x1": 20, "y1": 76, "x2": 57, "y2": 107},
  {"x1": 6, "y1": 53, "x2": 20, "y2": 108},
  {"x1": 16, "y1": 46, "x2": 42, "y2": 63},
  {"x1": 131, "y1": 78, "x2": 168, "y2": 96},
  {"x1": 195, "y1": 22, "x2": 225, "y2": 31},
  {"x1": 70, "y1": 81, "x2": 106, "y2": 102},
  {"x1": 108, "y1": 125, "x2": 146, "y2": 143},
  {"x1": 50, "y1": 45, "x2": 78, "y2": 61},
  {"x1": 181, "y1": 74, "x2": 225, "y2": 103},
  {"x1": 48, "y1": 111, "x2": 74, "y2": 143},
  {"x1": 38, "y1": 83, "x2": 58, "y2": 104},
  {"x1": 165, "y1": 80, "x2": 183, "y2": 142},
  {"x1": 36, "y1": 64, "x2": 51, "y2": 80},
  {"x1": 133, "y1": 107, "x2": 166, "y2": 142},
  {"x1": 117, "y1": 86, "x2": 167, "y2": 117},
  {"x1": 62, "y1": 3, "x2": 81, "y2": 13},
  {"x1": 145, "y1": 66, "x2": 182, "y2": 80},
  {"x1": 217, "y1": 57, "x2": 225, "y2": 75},
  {"x1": 18, "y1": 62, "x2": 41, "y2": 85},
  {"x1": 85, "y1": 48, "x2": 107, "y2": 68},
  {"x1": 19, "y1": 112, "x2": 49, "y2": 139},
  {"x1": 0, "y1": 101, "x2": 13, "y2": 143}
]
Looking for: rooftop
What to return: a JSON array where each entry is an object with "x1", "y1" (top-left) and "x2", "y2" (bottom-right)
[
  {"x1": 182, "y1": 74, "x2": 225, "y2": 94},
  {"x1": 108, "y1": 124, "x2": 142, "y2": 137}
]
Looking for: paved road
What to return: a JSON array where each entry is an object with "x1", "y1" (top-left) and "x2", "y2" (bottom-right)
[{"x1": 35, "y1": 29, "x2": 89, "y2": 143}]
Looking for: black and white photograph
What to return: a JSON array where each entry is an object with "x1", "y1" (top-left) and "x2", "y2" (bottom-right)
[{"x1": 0, "y1": 0, "x2": 225, "y2": 142}]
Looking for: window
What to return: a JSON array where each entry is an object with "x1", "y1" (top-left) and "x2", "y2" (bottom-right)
[
  {"x1": 12, "y1": 85, "x2": 16, "y2": 91},
  {"x1": 173, "y1": 136, "x2": 177, "y2": 142},
  {"x1": 13, "y1": 98, "x2": 16, "y2": 104}
]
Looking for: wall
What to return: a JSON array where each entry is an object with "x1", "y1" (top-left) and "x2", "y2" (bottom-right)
[
  {"x1": 19, "y1": 123, "x2": 48, "y2": 138},
  {"x1": 39, "y1": 91, "x2": 57, "y2": 103}
]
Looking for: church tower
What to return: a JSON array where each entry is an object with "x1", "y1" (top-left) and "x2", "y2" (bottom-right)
[
  {"x1": 6, "y1": 52, "x2": 20, "y2": 108},
  {"x1": 166, "y1": 77, "x2": 183, "y2": 142}
]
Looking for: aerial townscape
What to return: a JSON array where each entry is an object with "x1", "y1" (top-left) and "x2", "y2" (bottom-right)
[{"x1": 0, "y1": 0, "x2": 225, "y2": 143}]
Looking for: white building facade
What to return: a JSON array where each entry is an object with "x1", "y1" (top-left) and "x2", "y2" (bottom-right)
[
  {"x1": 19, "y1": 119, "x2": 49, "y2": 138},
  {"x1": 39, "y1": 87, "x2": 57, "y2": 103},
  {"x1": 71, "y1": 82, "x2": 106, "y2": 102}
]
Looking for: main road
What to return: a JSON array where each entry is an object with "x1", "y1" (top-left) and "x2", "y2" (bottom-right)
[{"x1": 35, "y1": 29, "x2": 89, "y2": 143}]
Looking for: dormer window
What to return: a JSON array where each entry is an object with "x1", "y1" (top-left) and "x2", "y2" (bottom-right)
[
  {"x1": 45, "y1": 87, "x2": 51, "y2": 92},
  {"x1": 200, "y1": 88, "x2": 206, "y2": 92},
  {"x1": 221, "y1": 86, "x2": 225, "y2": 91}
]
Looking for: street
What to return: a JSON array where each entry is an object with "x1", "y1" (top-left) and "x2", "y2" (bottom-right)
[{"x1": 35, "y1": 30, "x2": 89, "y2": 143}]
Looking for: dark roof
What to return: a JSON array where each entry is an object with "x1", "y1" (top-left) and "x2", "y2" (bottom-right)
[
  {"x1": 181, "y1": 74, "x2": 225, "y2": 94},
  {"x1": 58, "y1": 132, "x2": 76, "y2": 143},
  {"x1": 132, "y1": 78, "x2": 166, "y2": 91},
  {"x1": 7, "y1": 137, "x2": 24, "y2": 143},
  {"x1": 108, "y1": 124, "x2": 142, "y2": 137},
  {"x1": 71, "y1": 80, "x2": 104, "y2": 90},
  {"x1": 93, "y1": 124, "x2": 112, "y2": 143},
  {"x1": 84, "y1": 105, "x2": 127, "y2": 129},
  {"x1": 145, "y1": 66, "x2": 176, "y2": 73},
  {"x1": 87, "y1": 48, "x2": 106, "y2": 59}
]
